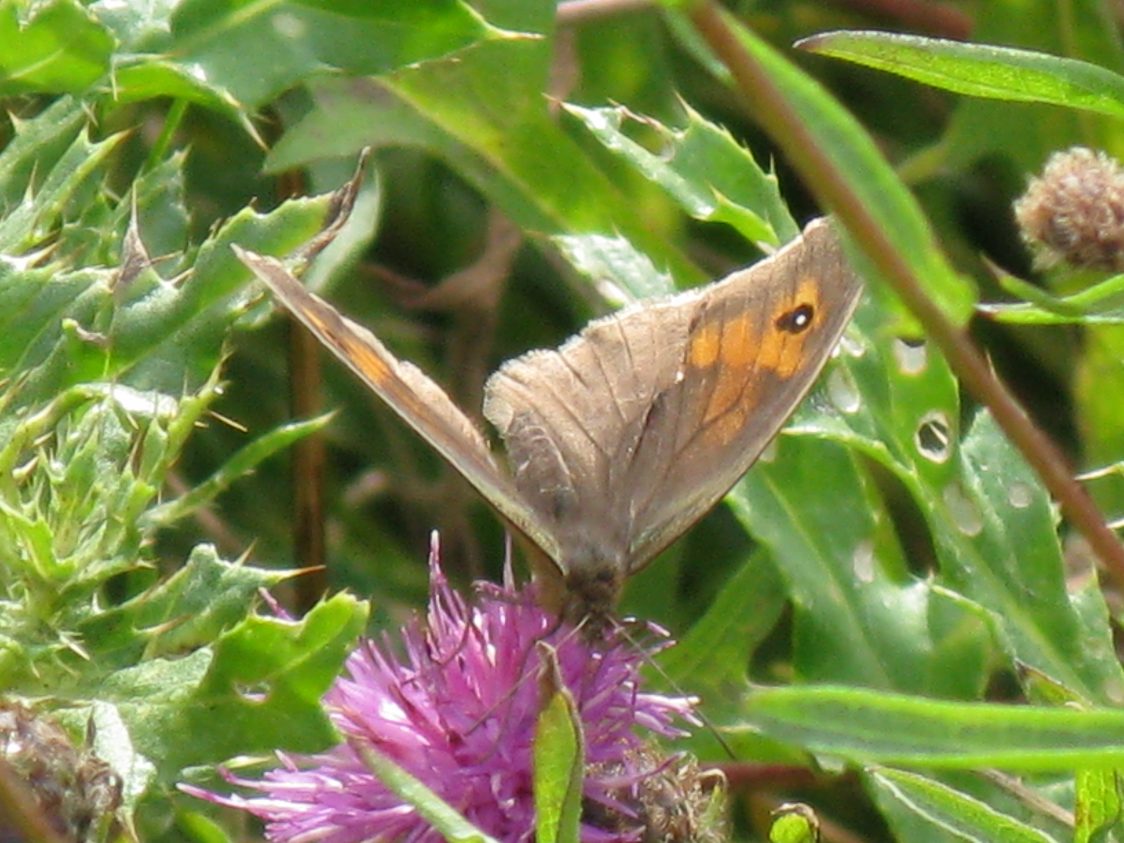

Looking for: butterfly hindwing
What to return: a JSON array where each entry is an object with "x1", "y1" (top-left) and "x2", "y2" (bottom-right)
[{"x1": 483, "y1": 293, "x2": 697, "y2": 570}]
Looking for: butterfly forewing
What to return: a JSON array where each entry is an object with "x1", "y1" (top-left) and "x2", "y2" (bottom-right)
[
  {"x1": 234, "y1": 247, "x2": 564, "y2": 567},
  {"x1": 625, "y1": 218, "x2": 862, "y2": 568}
]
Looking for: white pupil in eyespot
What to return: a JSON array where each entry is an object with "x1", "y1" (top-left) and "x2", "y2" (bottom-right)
[{"x1": 777, "y1": 304, "x2": 814, "y2": 333}]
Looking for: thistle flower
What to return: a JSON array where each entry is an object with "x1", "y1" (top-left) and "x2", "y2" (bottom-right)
[{"x1": 184, "y1": 538, "x2": 701, "y2": 842}]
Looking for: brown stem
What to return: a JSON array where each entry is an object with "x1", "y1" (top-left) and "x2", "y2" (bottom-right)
[
  {"x1": 290, "y1": 316, "x2": 329, "y2": 610},
  {"x1": 688, "y1": 1, "x2": 1124, "y2": 590},
  {"x1": 825, "y1": 0, "x2": 972, "y2": 39}
]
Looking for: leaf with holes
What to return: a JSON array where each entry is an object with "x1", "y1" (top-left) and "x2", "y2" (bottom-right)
[
  {"x1": 735, "y1": 294, "x2": 1124, "y2": 704},
  {"x1": 727, "y1": 297, "x2": 993, "y2": 697}
]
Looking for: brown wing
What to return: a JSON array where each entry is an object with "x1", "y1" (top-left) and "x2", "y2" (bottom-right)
[
  {"x1": 482, "y1": 218, "x2": 861, "y2": 581},
  {"x1": 234, "y1": 247, "x2": 563, "y2": 567},
  {"x1": 624, "y1": 217, "x2": 862, "y2": 568},
  {"x1": 483, "y1": 292, "x2": 700, "y2": 571}
]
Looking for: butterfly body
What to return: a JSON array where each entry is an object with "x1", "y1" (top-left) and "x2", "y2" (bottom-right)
[{"x1": 236, "y1": 216, "x2": 861, "y2": 633}]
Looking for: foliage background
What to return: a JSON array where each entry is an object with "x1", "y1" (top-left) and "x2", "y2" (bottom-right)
[{"x1": 3, "y1": 0, "x2": 1124, "y2": 841}]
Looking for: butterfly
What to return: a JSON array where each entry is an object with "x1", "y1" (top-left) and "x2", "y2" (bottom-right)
[{"x1": 235, "y1": 216, "x2": 861, "y2": 633}]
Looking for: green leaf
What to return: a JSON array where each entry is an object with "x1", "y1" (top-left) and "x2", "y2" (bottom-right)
[
  {"x1": 890, "y1": 3, "x2": 1124, "y2": 176},
  {"x1": 75, "y1": 546, "x2": 290, "y2": 670},
  {"x1": 0, "y1": 107, "x2": 347, "y2": 406},
  {"x1": 142, "y1": 414, "x2": 333, "y2": 529},
  {"x1": 1076, "y1": 769, "x2": 1123, "y2": 843},
  {"x1": 0, "y1": 0, "x2": 114, "y2": 96},
  {"x1": 739, "y1": 685, "x2": 1124, "y2": 770},
  {"x1": 869, "y1": 768, "x2": 1058, "y2": 842},
  {"x1": 563, "y1": 102, "x2": 797, "y2": 245},
  {"x1": 0, "y1": 127, "x2": 126, "y2": 254},
  {"x1": 938, "y1": 413, "x2": 1122, "y2": 701},
  {"x1": 662, "y1": 548, "x2": 786, "y2": 695},
  {"x1": 733, "y1": 434, "x2": 994, "y2": 697},
  {"x1": 799, "y1": 31, "x2": 1124, "y2": 119},
  {"x1": 980, "y1": 271, "x2": 1124, "y2": 325},
  {"x1": 0, "y1": 98, "x2": 86, "y2": 210},
  {"x1": 107, "y1": 60, "x2": 252, "y2": 134},
  {"x1": 110, "y1": 591, "x2": 367, "y2": 780},
  {"x1": 166, "y1": 0, "x2": 512, "y2": 108},
  {"x1": 534, "y1": 658, "x2": 584, "y2": 843},
  {"x1": 0, "y1": 387, "x2": 177, "y2": 609}
]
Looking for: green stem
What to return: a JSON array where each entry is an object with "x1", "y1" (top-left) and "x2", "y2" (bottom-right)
[{"x1": 144, "y1": 99, "x2": 188, "y2": 173}]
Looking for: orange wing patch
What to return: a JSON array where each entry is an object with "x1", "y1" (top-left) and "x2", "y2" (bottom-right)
[
  {"x1": 685, "y1": 274, "x2": 826, "y2": 448},
  {"x1": 330, "y1": 325, "x2": 393, "y2": 384},
  {"x1": 704, "y1": 311, "x2": 758, "y2": 423},
  {"x1": 684, "y1": 311, "x2": 761, "y2": 446},
  {"x1": 687, "y1": 321, "x2": 723, "y2": 369}
]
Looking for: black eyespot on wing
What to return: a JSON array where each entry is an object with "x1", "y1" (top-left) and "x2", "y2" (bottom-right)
[{"x1": 775, "y1": 303, "x2": 815, "y2": 334}]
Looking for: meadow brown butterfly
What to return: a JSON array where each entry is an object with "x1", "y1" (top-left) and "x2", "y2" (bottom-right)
[{"x1": 235, "y1": 216, "x2": 861, "y2": 632}]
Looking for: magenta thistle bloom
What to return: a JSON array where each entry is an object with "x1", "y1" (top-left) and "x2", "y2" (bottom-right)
[{"x1": 184, "y1": 538, "x2": 698, "y2": 842}]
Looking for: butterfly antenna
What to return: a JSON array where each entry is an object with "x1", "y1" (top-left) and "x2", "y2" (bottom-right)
[{"x1": 613, "y1": 617, "x2": 737, "y2": 761}]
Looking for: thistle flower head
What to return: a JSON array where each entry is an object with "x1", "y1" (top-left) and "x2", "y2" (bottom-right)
[
  {"x1": 1014, "y1": 146, "x2": 1124, "y2": 272},
  {"x1": 184, "y1": 538, "x2": 700, "y2": 842}
]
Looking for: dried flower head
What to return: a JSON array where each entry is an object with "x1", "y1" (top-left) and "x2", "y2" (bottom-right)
[
  {"x1": 0, "y1": 701, "x2": 121, "y2": 843},
  {"x1": 1014, "y1": 146, "x2": 1124, "y2": 272},
  {"x1": 589, "y1": 748, "x2": 728, "y2": 843},
  {"x1": 184, "y1": 540, "x2": 702, "y2": 842}
]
